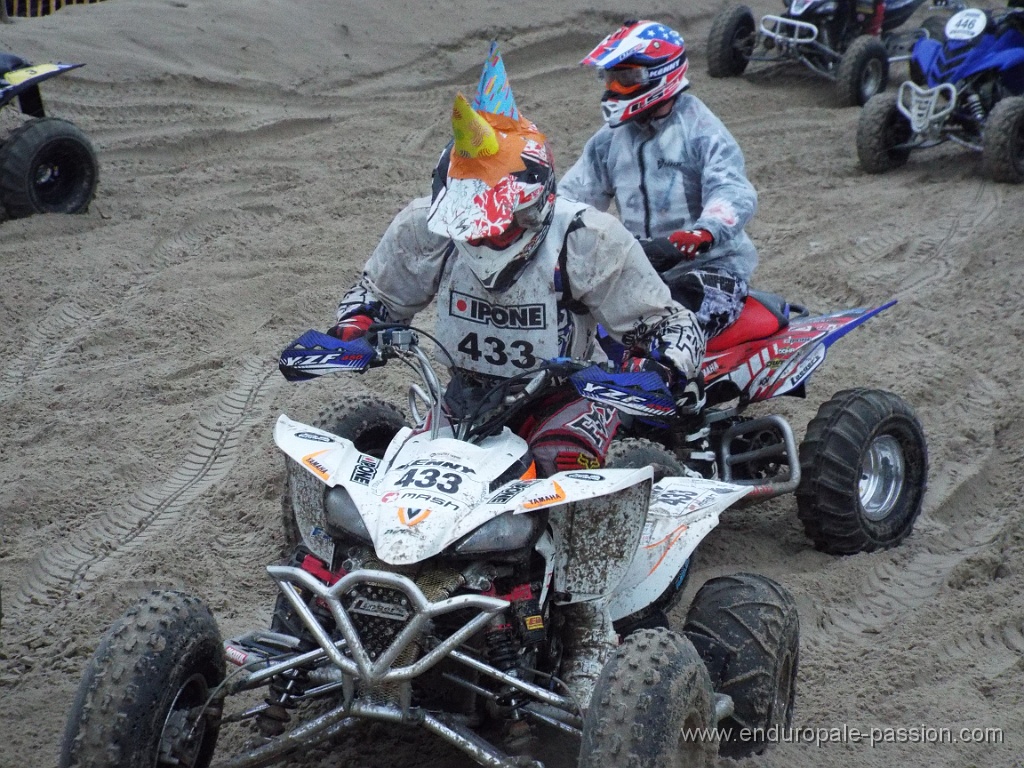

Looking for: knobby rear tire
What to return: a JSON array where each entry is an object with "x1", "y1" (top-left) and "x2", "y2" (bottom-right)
[
  {"x1": 683, "y1": 573, "x2": 799, "y2": 758},
  {"x1": 796, "y1": 388, "x2": 927, "y2": 554},
  {"x1": 0, "y1": 116, "x2": 98, "y2": 218}
]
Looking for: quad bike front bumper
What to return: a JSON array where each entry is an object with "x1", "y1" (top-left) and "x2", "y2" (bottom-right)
[
  {"x1": 756, "y1": 14, "x2": 844, "y2": 74},
  {"x1": 217, "y1": 566, "x2": 580, "y2": 768},
  {"x1": 897, "y1": 80, "x2": 957, "y2": 135}
]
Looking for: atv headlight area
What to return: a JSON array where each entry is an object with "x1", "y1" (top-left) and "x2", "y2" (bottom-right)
[
  {"x1": 324, "y1": 487, "x2": 371, "y2": 543},
  {"x1": 451, "y1": 512, "x2": 540, "y2": 557}
]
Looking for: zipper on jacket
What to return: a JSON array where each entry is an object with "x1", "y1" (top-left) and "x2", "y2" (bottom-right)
[{"x1": 638, "y1": 133, "x2": 653, "y2": 237}]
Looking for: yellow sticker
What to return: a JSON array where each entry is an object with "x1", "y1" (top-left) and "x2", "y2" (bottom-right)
[
  {"x1": 4, "y1": 63, "x2": 61, "y2": 85},
  {"x1": 301, "y1": 449, "x2": 331, "y2": 481},
  {"x1": 398, "y1": 507, "x2": 431, "y2": 526},
  {"x1": 525, "y1": 615, "x2": 544, "y2": 631},
  {"x1": 523, "y1": 481, "x2": 566, "y2": 510}
]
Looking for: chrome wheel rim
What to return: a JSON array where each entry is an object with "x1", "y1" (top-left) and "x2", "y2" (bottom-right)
[{"x1": 859, "y1": 434, "x2": 905, "y2": 521}]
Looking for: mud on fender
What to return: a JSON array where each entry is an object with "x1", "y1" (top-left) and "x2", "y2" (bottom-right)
[{"x1": 547, "y1": 479, "x2": 651, "y2": 603}]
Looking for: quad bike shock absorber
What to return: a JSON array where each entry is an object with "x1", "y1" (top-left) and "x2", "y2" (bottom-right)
[
  {"x1": 258, "y1": 670, "x2": 307, "y2": 737},
  {"x1": 966, "y1": 93, "x2": 986, "y2": 124},
  {"x1": 484, "y1": 617, "x2": 521, "y2": 672}
]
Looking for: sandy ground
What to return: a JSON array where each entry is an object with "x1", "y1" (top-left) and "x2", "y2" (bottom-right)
[{"x1": 0, "y1": 0, "x2": 1022, "y2": 766}]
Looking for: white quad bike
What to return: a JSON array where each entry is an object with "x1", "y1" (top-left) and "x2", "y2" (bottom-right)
[{"x1": 60, "y1": 326, "x2": 799, "y2": 768}]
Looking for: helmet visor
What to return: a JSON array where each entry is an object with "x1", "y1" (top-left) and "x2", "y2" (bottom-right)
[
  {"x1": 603, "y1": 66, "x2": 650, "y2": 95},
  {"x1": 467, "y1": 220, "x2": 526, "y2": 250}
]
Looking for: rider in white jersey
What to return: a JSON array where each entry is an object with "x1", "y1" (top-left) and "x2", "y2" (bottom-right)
[{"x1": 326, "y1": 45, "x2": 708, "y2": 705}]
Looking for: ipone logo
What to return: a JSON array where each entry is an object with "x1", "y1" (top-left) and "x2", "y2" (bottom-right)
[{"x1": 450, "y1": 291, "x2": 546, "y2": 329}]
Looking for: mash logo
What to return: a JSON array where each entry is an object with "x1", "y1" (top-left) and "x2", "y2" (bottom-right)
[{"x1": 450, "y1": 291, "x2": 546, "y2": 329}]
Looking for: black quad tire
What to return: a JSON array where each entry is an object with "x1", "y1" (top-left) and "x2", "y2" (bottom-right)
[
  {"x1": 682, "y1": 573, "x2": 799, "y2": 759},
  {"x1": 796, "y1": 388, "x2": 927, "y2": 554},
  {"x1": 0, "y1": 116, "x2": 98, "y2": 218},
  {"x1": 59, "y1": 591, "x2": 224, "y2": 768},
  {"x1": 605, "y1": 437, "x2": 690, "y2": 481},
  {"x1": 982, "y1": 95, "x2": 1024, "y2": 183},
  {"x1": 578, "y1": 628, "x2": 717, "y2": 768},
  {"x1": 857, "y1": 92, "x2": 913, "y2": 173},
  {"x1": 282, "y1": 395, "x2": 407, "y2": 549},
  {"x1": 836, "y1": 35, "x2": 890, "y2": 106},
  {"x1": 707, "y1": 5, "x2": 757, "y2": 78}
]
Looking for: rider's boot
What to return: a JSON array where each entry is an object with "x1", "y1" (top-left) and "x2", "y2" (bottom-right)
[
  {"x1": 557, "y1": 600, "x2": 618, "y2": 710},
  {"x1": 683, "y1": 423, "x2": 718, "y2": 480}
]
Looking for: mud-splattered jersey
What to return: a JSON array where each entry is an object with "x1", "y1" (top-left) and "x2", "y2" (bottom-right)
[{"x1": 336, "y1": 196, "x2": 705, "y2": 379}]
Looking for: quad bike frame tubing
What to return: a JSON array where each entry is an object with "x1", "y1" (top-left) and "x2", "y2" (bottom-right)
[
  {"x1": 759, "y1": 14, "x2": 842, "y2": 74},
  {"x1": 897, "y1": 80, "x2": 957, "y2": 132},
  {"x1": 719, "y1": 414, "x2": 801, "y2": 499},
  {"x1": 210, "y1": 700, "x2": 541, "y2": 768},
  {"x1": 266, "y1": 566, "x2": 508, "y2": 684}
]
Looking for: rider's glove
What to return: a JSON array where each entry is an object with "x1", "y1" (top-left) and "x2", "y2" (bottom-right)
[
  {"x1": 327, "y1": 314, "x2": 373, "y2": 342},
  {"x1": 668, "y1": 229, "x2": 714, "y2": 260}
]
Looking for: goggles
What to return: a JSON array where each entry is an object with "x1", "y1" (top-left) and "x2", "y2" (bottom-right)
[
  {"x1": 467, "y1": 220, "x2": 526, "y2": 250},
  {"x1": 602, "y1": 66, "x2": 650, "y2": 95},
  {"x1": 465, "y1": 198, "x2": 549, "y2": 249}
]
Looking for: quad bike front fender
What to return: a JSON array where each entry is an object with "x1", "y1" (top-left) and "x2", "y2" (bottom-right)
[
  {"x1": 548, "y1": 478, "x2": 652, "y2": 604},
  {"x1": 0, "y1": 62, "x2": 83, "y2": 115},
  {"x1": 608, "y1": 477, "x2": 752, "y2": 621}
]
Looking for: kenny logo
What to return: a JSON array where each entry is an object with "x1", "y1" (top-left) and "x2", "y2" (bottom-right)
[{"x1": 450, "y1": 291, "x2": 546, "y2": 329}]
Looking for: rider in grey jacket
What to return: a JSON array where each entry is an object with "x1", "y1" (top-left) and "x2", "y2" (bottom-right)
[{"x1": 559, "y1": 20, "x2": 759, "y2": 340}]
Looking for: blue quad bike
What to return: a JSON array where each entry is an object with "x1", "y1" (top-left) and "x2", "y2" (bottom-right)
[
  {"x1": 0, "y1": 52, "x2": 98, "y2": 218},
  {"x1": 857, "y1": 4, "x2": 1024, "y2": 181},
  {"x1": 707, "y1": 0, "x2": 964, "y2": 106}
]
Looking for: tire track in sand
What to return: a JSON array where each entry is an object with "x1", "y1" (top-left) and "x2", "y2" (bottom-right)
[
  {"x1": 834, "y1": 179, "x2": 1002, "y2": 300},
  {"x1": 0, "y1": 210, "x2": 273, "y2": 393},
  {"x1": 8, "y1": 359, "x2": 280, "y2": 615}
]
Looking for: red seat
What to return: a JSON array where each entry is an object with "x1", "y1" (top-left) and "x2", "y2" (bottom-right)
[{"x1": 706, "y1": 295, "x2": 787, "y2": 353}]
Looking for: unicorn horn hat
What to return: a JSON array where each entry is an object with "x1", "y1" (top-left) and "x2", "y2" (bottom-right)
[{"x1": 427, "y1": 42, "x2": 552, "y2": 243}]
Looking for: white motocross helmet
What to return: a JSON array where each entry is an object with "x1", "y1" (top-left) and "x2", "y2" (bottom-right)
[
  {"x1": 582, "y1": 20, "x2": 690, "y2": 128},
  {"x1": 427, "y1": 94, "x2": 556, "y2": 293}
]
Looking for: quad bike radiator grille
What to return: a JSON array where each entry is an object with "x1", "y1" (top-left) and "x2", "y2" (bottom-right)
[{"x1": 343, "y1": 583, "x2": 414, "y2": 661}]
